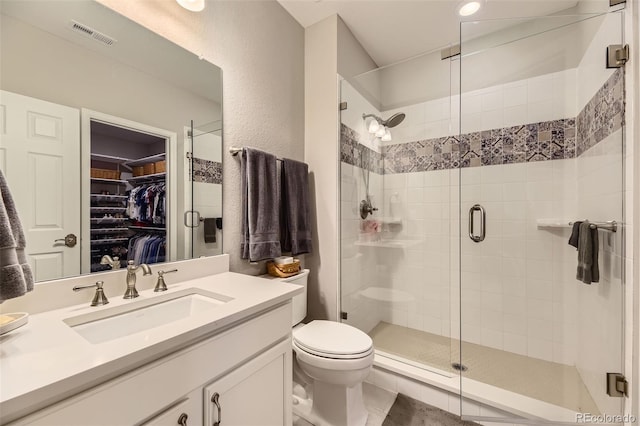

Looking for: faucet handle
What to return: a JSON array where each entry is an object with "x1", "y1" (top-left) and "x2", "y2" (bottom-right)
[
  {"x1": 73, "y1": 281, "x2": 109, "y2": 306},
  {"x1": 154, "y1": 269, "x2": 178, "y2": 292}
]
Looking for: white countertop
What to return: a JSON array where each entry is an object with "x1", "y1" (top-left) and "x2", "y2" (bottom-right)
[{"x1": 0, "y1": 271, "x2": 302, "y2": 423}]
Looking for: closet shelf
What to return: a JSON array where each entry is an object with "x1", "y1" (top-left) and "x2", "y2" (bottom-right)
[
  {"x1": 127, "y1": 172, "x2": 166, "y2": 183},
  {"x1": 90, "y1": 228, "x2": 128, "y2": 234},
  {"x1": 90, "y1": 207, "x2": 126, "y2": 213},
  {"x1": 90, "y1": 154, "x2": 133, "y2": 170},
  {"x1": 90, "y1": 238, "x2": 129, "y2": 245},
  {"x1": 90, "y1": 194, "x2": 128, "y2": 201},
  {"x1": 91, "y1": 177, "x2": 128, "y2": 185},
  {"x1": 123, "y1": 153, "x2": 165, "y2": 167},
  {"x1": 90, "y1": 217, "x2": 128, "y2": 224},
  {"x1": 129, "y1": 225, "x2": 166, "y2": 232}
]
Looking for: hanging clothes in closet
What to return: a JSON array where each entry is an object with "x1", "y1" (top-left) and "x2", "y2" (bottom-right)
[
  {"x1": 128, "y1": 234, "x2": 166, "y2": 264},
  {"x1": 127, "y1": 183, "x2": 166, "y2": 226}
]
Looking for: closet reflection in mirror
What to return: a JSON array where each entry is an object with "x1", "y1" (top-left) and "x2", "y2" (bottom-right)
[{"x1": 0, "y1": 0, "x2": 223, "y2": 282}]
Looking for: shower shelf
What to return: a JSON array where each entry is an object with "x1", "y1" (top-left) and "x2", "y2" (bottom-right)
[
  {"x1": 358, "y1": 287, "x2": 415, "y2": 303},
  {"x1": 378, "y1": 217, "x2": 402, "y2": 225},
  {"x1": 536, "y1": 219, "x2": 572, "y2": 229},
  {"x1": 354, "y1": 239, "x2": 421, "y2": 249}
]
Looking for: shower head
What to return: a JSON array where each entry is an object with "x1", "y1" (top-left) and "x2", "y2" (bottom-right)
[
  {"x1": 362, "y1": 112, "x2": 406, "y2": 129},
  {"x1": 382, "y1": 113, "x2": 405, "y2": 128}
]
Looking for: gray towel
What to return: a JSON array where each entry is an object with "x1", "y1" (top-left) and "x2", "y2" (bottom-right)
[
  {"x1": 568, "y1": 221, "x2": 582, "y2": 248},
  {"x1": 280, "y1": 158, "x2": 312, "y2": 256},
  {"x1": 203, "y1": 217, "x2": 216, "y2": 243},
  {"x1": 240, "y1": 148, "x2": 282, "y2": 262},
  {"x1": 576, "y1": 221, "x2": 599, "y2": 284},
  {"x1": 0, "y1": 169, "x2": 34, "y2": 303}
]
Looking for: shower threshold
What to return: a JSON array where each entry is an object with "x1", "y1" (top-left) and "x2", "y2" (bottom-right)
[{"x1": 369, "y1": 322, "x2": 599, "y2": 418}]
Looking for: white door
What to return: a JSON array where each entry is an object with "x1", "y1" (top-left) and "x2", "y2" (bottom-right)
[{"x1": 0, "y1": 90, "x2": 80, "y2": 281}]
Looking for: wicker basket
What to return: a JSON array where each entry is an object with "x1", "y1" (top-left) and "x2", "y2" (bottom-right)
[
  {"x1": 91, "y1": 168, "x2": 120, "y2": 180},
  {"x1": 155, "y1": 160, "x2": 166, "y2": 173},
  {"x1": 267, "y1": 259, "x2": 300, "y2": 278},
  {"x1": 132, "y1": 166, "x2": 144, "y2": 177},
  {"x1": 143, "y1": 163, "x2": 156, "y2": 175}
]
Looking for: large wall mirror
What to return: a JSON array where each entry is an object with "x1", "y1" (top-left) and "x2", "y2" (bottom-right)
[{"x1": 0, "y1": 0, "x2": 223, "y2": 283}]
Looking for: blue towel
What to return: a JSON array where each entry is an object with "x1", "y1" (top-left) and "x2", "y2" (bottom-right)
[{"x1": 0, "y1": 169, "x2": 34, "y2": 303}]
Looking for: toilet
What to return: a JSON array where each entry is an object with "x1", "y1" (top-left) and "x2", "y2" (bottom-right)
[{"x1": 263, "y1": 269, "x2": 374, "y2": 426}]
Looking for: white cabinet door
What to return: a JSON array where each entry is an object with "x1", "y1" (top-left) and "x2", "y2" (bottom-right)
[
  {"x1": 0, "y1": 90, "x2": 80, "y2": 281},
  {"x1": 204, "y1": 340, "x2": 292, "y2": 426}
]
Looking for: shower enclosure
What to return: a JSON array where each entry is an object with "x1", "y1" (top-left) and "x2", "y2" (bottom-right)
[
  {"x1": 339, "y1": 7, "x2": 626, "y2": 424},
  {"x1": 185, "y1": 120, "x2": 223, "y2": 259}
]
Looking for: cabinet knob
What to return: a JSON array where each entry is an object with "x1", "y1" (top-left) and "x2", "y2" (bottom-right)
[
  {"x1": 211, "y1": 392, "x2": 221, "y2": 426},
  {"x1": 177, "y1": 413, "x2": 188, "y2": 426}
]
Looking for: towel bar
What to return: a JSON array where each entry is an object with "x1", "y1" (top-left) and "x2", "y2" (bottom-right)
[
  {"x1": 228, "y1": 146, "x2": 283, "y2": 161},
  {"x1": 569, "y1": 220, "x2": 617, "y2": 232}
]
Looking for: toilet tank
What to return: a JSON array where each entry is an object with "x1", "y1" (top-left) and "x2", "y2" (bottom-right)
[{"x1": 261, "y1": 269, "x2": 309, "y2": 326}]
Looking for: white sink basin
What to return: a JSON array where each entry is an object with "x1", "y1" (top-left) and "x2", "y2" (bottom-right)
[{"x1": 64, "y1": 289, "x2": 232, "y2": 344}]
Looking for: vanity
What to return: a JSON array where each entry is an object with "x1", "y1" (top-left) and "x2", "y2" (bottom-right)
[{"x1": 0, "y1": 255, "x2": 302, "y2": 425}]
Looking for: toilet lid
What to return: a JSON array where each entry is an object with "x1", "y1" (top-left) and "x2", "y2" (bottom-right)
[{"x1": 293, "y1": 320, "x2": 373, "y2": 357}]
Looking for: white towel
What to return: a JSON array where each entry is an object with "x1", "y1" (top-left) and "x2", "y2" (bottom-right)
[{"x1": 0, "y1": 169, "x2": 34, "y2": 303}]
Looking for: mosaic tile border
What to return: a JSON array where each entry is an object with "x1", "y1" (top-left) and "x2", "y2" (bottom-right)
[
  {"x1": 192, "y1": 158, "x2": 222, "y2": 184},
  {"x1": 341, "y1": 124, "x2": 384, "y2": 174},
  {"x1": 577, "y1": 68, "x2": 624, "y2": 156},
  {"x1": 382, "y1": 119, "x2": 576, "y2": 173},
  {"x1": 340, "y1": 68, "x2": 623, "y2": 174}
]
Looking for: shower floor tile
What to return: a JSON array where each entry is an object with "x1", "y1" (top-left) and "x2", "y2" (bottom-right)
[{"x1": 369, "y1": 322, "x2": 599, "y2": 414}]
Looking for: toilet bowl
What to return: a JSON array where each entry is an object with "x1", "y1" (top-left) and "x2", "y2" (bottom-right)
[
  {"x1": 293, "y1": 320, "x2": 374, "y2": 426},
  {"x1": 262, "y1": 269, "x2": 374, "y2": 426}
]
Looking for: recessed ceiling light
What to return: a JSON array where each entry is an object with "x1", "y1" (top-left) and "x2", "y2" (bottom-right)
[
  {"x1": 458, "y1": 1, "x2": 482, "y2": 17},
  {"x1": 176, "y1": 0, "x2": 205, "y2": 12}
]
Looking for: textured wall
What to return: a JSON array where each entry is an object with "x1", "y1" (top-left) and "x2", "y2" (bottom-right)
[{"x1": 98, "y1": 0, "x2": 305, "y2": 275}]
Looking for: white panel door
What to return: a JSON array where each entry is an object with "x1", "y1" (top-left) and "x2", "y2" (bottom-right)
[{"x1": 0, "y1": 90, "x2": 80, "y2": 281}]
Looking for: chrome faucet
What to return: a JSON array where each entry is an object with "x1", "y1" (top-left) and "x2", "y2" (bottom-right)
[
  {"x1": 100, "y1": 255, "x2": 121, "y2": 269},
  {"x1": 124, "y1": 260, "x2": 152, "y2": 299}
]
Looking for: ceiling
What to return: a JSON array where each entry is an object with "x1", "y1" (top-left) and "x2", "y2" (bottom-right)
[
  {"x1": 1, "y1": 0, "x2": 222, "y2": 105},
  {"x1": 277, "y1": 0, "x2": 583, "y2": 66}
]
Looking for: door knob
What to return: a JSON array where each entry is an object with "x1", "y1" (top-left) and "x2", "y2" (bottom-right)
[{"x1": 54, "y1": 233, "x2": 77, "y2": 247}]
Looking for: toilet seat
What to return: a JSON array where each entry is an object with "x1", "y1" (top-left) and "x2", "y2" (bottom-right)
[{"x1": 293, "y1": 320, "x2": 373, "y2": 360}]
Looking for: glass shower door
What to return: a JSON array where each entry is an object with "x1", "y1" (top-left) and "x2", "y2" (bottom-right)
[
  {"x1": 458, "y1": 10, "x2": 626, "y2": 423},
  {"x1": 338, "y1": 43, "x2": 458, "y2": 377},
  {"x1": 186, "y1": 119, "x2": 223, "y2": 258}
]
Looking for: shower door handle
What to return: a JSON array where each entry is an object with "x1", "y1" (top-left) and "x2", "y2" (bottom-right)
[{"x1": 468, "y1": 204, "x2": 486, "y2": 243}]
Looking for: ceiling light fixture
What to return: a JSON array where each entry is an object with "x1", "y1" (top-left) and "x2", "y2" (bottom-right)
[
  {"x1": 457, "y1": 1, "x2": 482, "y2": 17},
  {"x1": 176, "y1": 0, "x2": 205, "y2": 12},
  {"x1": 381, "y1": 129, "x2": 392, "y2": 142}
]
